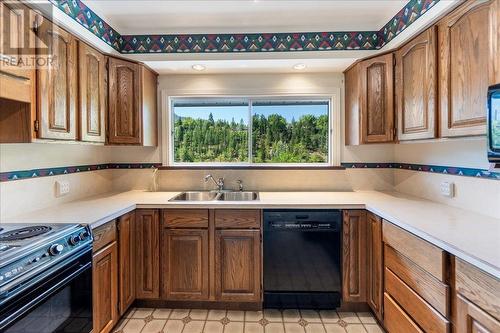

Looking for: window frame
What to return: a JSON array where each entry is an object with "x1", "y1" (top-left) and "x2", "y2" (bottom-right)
[{"x1": 166, "y1": 94, "x2": 340, "y2": 167}]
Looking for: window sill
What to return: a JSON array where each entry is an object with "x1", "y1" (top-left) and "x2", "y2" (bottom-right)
[{"x1": 158, "y1": 165, "x2": 346, "y2": 170}]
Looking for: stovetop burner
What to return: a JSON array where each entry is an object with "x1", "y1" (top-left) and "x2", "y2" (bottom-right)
[{"x1": 0, "y1": 226, "x2": 52, "y2": 241}]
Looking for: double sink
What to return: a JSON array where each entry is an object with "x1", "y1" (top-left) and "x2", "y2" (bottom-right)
[{"x1": 169, "y1": 191, "x2": 259, "y2": 202}]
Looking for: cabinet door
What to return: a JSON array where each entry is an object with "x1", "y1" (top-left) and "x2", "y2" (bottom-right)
[
  {"x1": 342, "y1": 210, "x2": 367, "y2": 302},
  {"x1": 118, "y1": 212, "x2": 135, "y2": 315},
  {"x1": 345, "y1": 63, "x2": 361, "y2": 146},
  {"x1": 78, "y1": 42, "x2": 106, "y2": 143},
  {"x1": 396, "y1": 27, "x2": 437, "y2": 141},
  {"x1": 162, "y1": 229, "x2": 209, "y2": 300},
  {"x1": 135, "y1": 209, "x2": 160, "y2": 299},
  {"x1": 215, "y1": 229, "x2": 261, "y2": 302},
  {"x1": 456, "y1": 294, "x2": 500, "y2": 333},
  {"x1": 438, "y1": 0, "x2": 499, "y2": 137},
  {"x1": 93, "y1": 241, "x2": 118, "y2": 333},
  {"x1": 108, "y1": 57, "x2": 141, "y2": 145},
  {"x1": 36, "y1": 19, "x2": 78, "y2": 140},
  {"x1": 359, "y1": 53, "x2": 395, "y2": 143},
  {"x1": 367, "y1": 212, "x2": 383, "y2": 321}
]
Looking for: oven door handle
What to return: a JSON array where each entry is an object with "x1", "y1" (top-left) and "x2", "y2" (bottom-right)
[{"x1": 0, "y1": 261, "x2": 91, "y2": 331}]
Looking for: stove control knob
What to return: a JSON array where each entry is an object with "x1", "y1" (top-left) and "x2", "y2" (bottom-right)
[
  {"x1": 79, "y1": 231, "x2": 90, "y2": 240},
  {"x1": 69, "y1": 235, "x2": 81, "y2": 246},
  {"x1": 49, "y1": 244, "x2": 64, "y2": 256}
]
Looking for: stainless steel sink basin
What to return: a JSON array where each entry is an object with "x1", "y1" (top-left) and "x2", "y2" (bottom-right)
[
  {"x1": 169, "y1": 191, "x2": 219, "y2": 201},
  {"x1": 219, "y1": 191, "x2": 259, "y2": 201},
  {"x1": 169, "y1": 191, "x2": 259, "y2": 202}
]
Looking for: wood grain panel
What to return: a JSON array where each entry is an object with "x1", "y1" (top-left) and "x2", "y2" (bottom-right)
[
  {"x1": 383, "y1": 221, "x2": 446, "y2": 282},
  {"x1": 367, "y1": 212, "x2": 383, "y2": 321},
  {"x1": 345, "y1": 63, "x2": 361, "y2": 146},
  {"x1": 36, "y1": 20, "x2": 77, "y2": 140},
  {"x1": 360, "y1": 53, "x2": 395, "y2": 143},
  {"x1": 215, "y1": 210, "x2": 261, "y2": 229},
  {"x1": 384, "y1": 292, "x2": 423, "y2": 333},
  {"x1": 438, "y1": 0, "x2": 499, "y2": 137},
  {"x1": 385, "y1": 268, "x2": 450, "y2": 333},
  {"x1": 342, "y1": 210, "x2": 367, "y2": 302},
  {"x1": 135, "y1": 209, "x2": 160, "y2": 299},
  {"x1": 93, "y1": 220, "x2": 116, "y2": 252},
  {"x1": 455, "y1": 258, "x2": 500, "y2": 321},
  {"x1": 396, "y1": 26, "x2": 437, "y2": 141},
  {"x1": 163, "y1": 209, "x2": 209, "y2": 228},
  {"x1": 93, "y1": 241, "x2": 118, "y2": 333},
  {"x1": 78, "y1": 41, "x2": 106, "y2": 143},
  {"x1": 384, "y1": 245, "x2": 450, "y2": 317},
  {"x1": 0, "y1": 99, "x2": 31, "y2": 143},
  {"x1": 215, "y1": 229, "x2": 261, "y2": 302},
  {"x1": 456, "y1": 294, "x2": 500, "y2": 333},
  {"x1": 118, "y1": 212, "x2": 136, "y2": 315},
  {"x1": 108, "y1": 57, "x2": 141, "y2": 144},
  {"x1": 162, "y1": 229, "x2": 209, "y2": 300},
  {"x1": 141, "y1": 65, "x2": 158, "y2": 147}
]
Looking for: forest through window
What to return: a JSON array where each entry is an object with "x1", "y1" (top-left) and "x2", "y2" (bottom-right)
[{"x1": 171, "y1": 98, "x2": 330, "y2": 164}]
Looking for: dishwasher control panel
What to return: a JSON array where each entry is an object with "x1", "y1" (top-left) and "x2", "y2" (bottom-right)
[{"x1": 264, "y1": 209, "x2": 342, "y2": 231}]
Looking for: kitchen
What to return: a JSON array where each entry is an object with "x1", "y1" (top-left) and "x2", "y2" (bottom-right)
[{"x1": 0, "y1": 0, "x2": 499, "y2": 332}]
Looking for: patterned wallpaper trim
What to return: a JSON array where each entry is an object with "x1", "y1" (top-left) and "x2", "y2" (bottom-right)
[
  {"x1": 49, "y1": 0, "x2": 439, "y2": 53},
  {"x1": 2, "y1": 162, "x2": 499, "y2": 182}
]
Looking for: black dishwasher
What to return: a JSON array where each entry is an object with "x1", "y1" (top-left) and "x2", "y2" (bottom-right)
[{"x1": 263, "y1": 209, "x2": 342, "y2": 309}]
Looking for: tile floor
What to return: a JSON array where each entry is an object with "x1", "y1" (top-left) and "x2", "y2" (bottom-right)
[{"x1": 113, "y1": 308, "x2": 385, "y2": 333}]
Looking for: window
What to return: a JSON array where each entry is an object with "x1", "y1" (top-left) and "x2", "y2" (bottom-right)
[{"x1": 170, "y1": 97, "x2": 333, "y2": 166}]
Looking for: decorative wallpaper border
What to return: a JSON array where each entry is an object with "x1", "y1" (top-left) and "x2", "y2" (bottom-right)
[
  {"x1": 341, "y1": 163, "x2": 500, "y2": 180},
  {"x1": 2, "y1": 162, "x2": 499, "y2": 182},
  {"x1": 49, "y1": 0, "x2": 439, "y2": 53}
]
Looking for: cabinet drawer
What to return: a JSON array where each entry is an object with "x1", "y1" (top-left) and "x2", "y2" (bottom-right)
[
  {"x1": 384, "y1": 293, "x2": 423, "y2": 333},
  {"x1": 0, "y1": 72, "x2": 32, "y2": 103},
  {"x1": 215, "y1": 210, "x2": 261, "y2": 229},
  {"x1": 383, "y1": 221, "x2": 446, "y2": 281},
  {"x1": 93, "y1": 220, "x2": 117, "y2": 252},
  {"x1": 385, "y1": 268, "x2": 450, "y2": 333},
  {"x1": 163, "y1": 209, "x2": 209, "y2": 228},
  {"x1": 456, "y1": 258, "x2": 500, "y2": 321},
  {"x1": 385, "y1": 245, "x2": 449, "y2": 317}
]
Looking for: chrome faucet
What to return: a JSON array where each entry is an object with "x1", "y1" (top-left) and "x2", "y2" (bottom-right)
[
  {"x1": 236, "y1": 179, "x2": 244, "y2": 192},
  {"x1": 204, "y1": 174, "x2": 225, "y2": 192}
]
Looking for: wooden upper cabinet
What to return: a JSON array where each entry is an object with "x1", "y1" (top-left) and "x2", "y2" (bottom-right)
[
  {"x1": 107, "y1": 58, "x2": 158, "y2": 146},
  {"x1": 438, "y1": 0, "x2": 499, "y2": 137},
  {"x1": 345, "y1": 64, "x2": 361, "y2": 145},
  {"x1": 117, "y1": 212, "x2": 136, "y2": 316},
  {"x1": 162, "y1": 229, "x2": 209, "y2": 301},
  {"x1": 367, "y1": 212, "x2": 383, "y2": 322},
  {"x1": 215, "y1": 229, "x2": 261, "y2": 302},
  {"x1": 359, "y1": 53, "x2": 395, "y2": 143},
  {"x1": 36, "y1": 19, "x2": 78, "y2": 140},
  {"x1": 108, "y1": 57, "x2": 141, "y2": 145},
  {"x1": 396, "y1": 27, "x2": 437, "y2": 141},
  {"x1": 342, "y1": 210, "x2": 367, "y2": 302},
  {"x1": 135, "y1": 209, "x2": 160, "y2": 299},
  {"x1": 78, "y1": 42, "x2": 106, "y2": 143}
]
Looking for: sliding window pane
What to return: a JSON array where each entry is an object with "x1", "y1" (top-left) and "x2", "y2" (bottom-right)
[
  {"x1": 252, "y1": 101, "x2": 329, "y2": 163},
  {"x1": 172, "y1": 100, "x2": 249, "y2": 162}
]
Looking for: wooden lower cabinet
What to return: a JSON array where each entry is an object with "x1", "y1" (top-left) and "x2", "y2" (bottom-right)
[
  {"x1": 162, "y1": 229, "x2": 209, "y2": 300},
  {"x1": 135, "y1": 209, "x2": 160, "y2": 299},
  {"x1": 367, "y1": 213, "x2": 383, "y2": 321},
  {"x1": 456, "y1": 294, "x2": 500, "y2": 333},
  {"x1": 342, "y1": 210, "x2": 367, "y2": 302},
  {"x1": 118, "y1": 212, "x2": 136, "y2": 315},
  {"x1": 93, "y1": 241, "x2": 119, "y2": 333},
  {"x1": 215, "y1": 229, "x2": 261, "y2": 302}
]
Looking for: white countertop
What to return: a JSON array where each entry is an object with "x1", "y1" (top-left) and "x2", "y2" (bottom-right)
[{"x1": 2, "y1": 190, "x2": 499, "y2": 279}]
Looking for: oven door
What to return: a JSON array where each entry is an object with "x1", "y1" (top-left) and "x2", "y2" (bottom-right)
[{"x1": 0, "y1": 248, "x2": 93, "y2": 333}]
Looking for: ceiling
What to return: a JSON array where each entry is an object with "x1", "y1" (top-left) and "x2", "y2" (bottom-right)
[
  {"x1": 85, "y1": 1, "x2": 407, "y2": 35},
  {"x1": 68, "y1": 0, "x2": 457, "y2": 74}
]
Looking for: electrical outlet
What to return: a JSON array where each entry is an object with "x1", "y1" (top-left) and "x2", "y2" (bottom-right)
[
  {"x1": 440, "y1": 181, "x2": 454, "y2": 198},
  {"x1": 55, "y1": 180, "x2": 70, "y2": 197}
]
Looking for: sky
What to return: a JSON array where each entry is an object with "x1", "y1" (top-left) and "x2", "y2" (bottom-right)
[{"x1": 174, "y1": 104, "x2": 328, "y2": 123}]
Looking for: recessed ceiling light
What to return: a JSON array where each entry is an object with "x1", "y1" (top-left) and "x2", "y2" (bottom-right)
[
  {"x1": 293, "y1": 63, "x2": 306, "y2": 70},
  {"x1": 192, "y1": 64, "x2": 206, "y2": 71}
]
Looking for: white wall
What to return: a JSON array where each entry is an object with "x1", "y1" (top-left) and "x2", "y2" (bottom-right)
[{"x1": 393, "y1": 138, "x2": 500, "y2": 218}]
